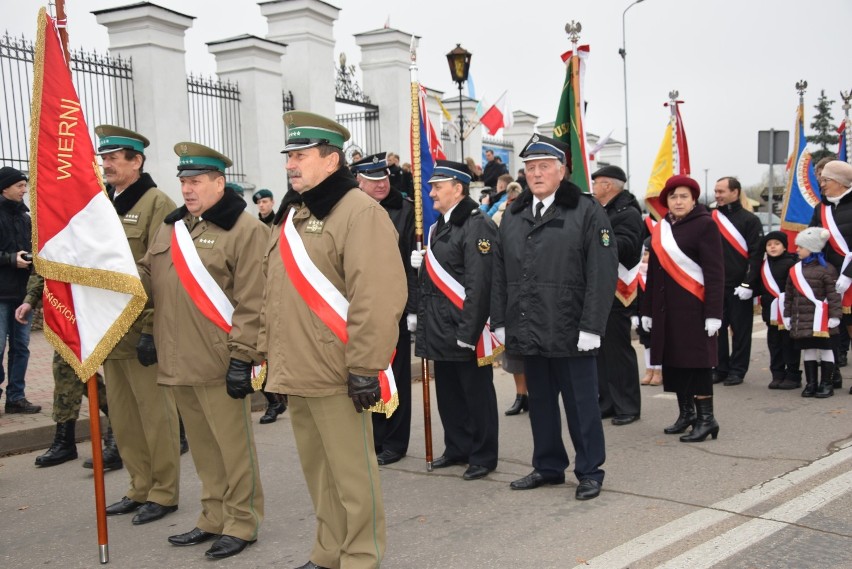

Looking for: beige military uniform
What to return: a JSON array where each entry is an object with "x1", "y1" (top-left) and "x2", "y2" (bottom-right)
[
  {"x1": 262, "y1": 172, "x2": 406, "y2": 568},
  {"x1": 138, "y1": 190, "x2": 268, "y2": 541},
  {"x1": 105, "y1": 179, "x2": 180, "y2": 507}
]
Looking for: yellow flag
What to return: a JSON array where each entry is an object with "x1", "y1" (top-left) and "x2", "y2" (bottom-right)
[
  {"x1": 435, "y1": 94, "x2": 453, "y2": 122},
  {"x1": 645, "y1": 122, "x2": 673, "y2": 220}
]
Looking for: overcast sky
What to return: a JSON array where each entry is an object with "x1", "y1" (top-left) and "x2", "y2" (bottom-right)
[{"x1": 5, "y1": 0, "x2": 851, "y2": 199}]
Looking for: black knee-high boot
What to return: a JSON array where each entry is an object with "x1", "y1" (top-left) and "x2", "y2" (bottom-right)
[
  {"x1": 816, "y1": 361, "x2": 836, "y2": 398},
  {"x1": 802, "y1": 361, "x2": 819, "y2": 397},
  {"x1": 679, "y1": 397, "x2": 719, "y2": 442}
]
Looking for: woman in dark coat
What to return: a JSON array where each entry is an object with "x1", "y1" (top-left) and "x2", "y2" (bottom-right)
[{"x1": 641, "y1": 175, "x2": 724, "y2": 442}]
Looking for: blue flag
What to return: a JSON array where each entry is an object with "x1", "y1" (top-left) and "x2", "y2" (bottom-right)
[
  {"x1": 839, "y1": 119, "x2": 848, "y2": 163},
  {"x1": 780, "y1": 104, "x2": 821, "y2": 231}
]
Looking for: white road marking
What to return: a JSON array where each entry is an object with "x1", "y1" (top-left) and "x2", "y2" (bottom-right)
[
  {"x1": 572, "y1": 442, "x2": 852, "y2": 569},
  {"x1": 657, "y1": 469, "x2": 852, "y2": 568}
]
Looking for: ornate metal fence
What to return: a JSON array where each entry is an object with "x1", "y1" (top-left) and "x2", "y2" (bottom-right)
[
  {"x1": 186, "y1": 73, "x2": 245, "y2": 182},
  {"x1": 0, "y1": 32, "x2": 136, "y2": 174},
  {"x1": 282, "y1": 89, "x2": 295, "y2": 113},
  {"x1": 334, "y1": 53, "x2": 380, "y2": 156}
]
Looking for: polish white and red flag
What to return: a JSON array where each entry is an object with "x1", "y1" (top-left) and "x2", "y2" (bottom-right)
[
  {"x1": 480, "y1": 90, "x2": 513, "y2": 135},
  {"x1": 29, "y1": 9, "x2": 146, "y2": 381}
]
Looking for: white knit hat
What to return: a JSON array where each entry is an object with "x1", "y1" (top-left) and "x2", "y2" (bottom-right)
[{"x1": 795, "y1": 227, "x2": 830, "y2": 253}]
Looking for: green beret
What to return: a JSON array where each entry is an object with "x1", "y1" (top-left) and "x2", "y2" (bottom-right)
[{"x1": 252, "y1": 189, "x2": 274, "y2": 203}]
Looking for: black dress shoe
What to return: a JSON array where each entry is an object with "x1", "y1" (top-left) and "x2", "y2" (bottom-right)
[
  {"x1": 131, "y1": 502, "x2": 178, "y2": 525},
  {"x1": 168, "y1": 527, "x2": 218, "y2": 546},
  {"x1": 294, "y1": 562, "x2": 331, "y2": 569},
  {"x1": 723, "y1": 375, "x2": 744, "y2": 386},
  {"x1": 259, "y1": 401, "x2": 287, "y2": 424},
  {"x1": 575, "y1": 479, "x2": 602, "y2": 500},
  {"x1": 711, "y1": 371, "x2": 727, "y2": 384},
  {"x1": 509, "y1": 470, "x2": 565, "y2": 490},
  {"x1": 105, "y1": 496, "x2": 144, "y2": 516},
  {"x1": 611, "y1": 414, "x2": 639, "y2": 426},
  {"x1": 204, "y1": 535, "x2": 255, "y2": 559},
  {"x1": 376, "y1": 449, "x2": 404, "y2": 465},
  {"x1": 462, "y1": 465, "x2": 492, "y2": 480},
  {"x1": 431, "y1": 455, "x2": 465, "y2": 469}
]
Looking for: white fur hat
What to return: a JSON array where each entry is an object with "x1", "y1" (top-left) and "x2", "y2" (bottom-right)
[{"x1": 795, "y1": 227, "x2": 830, "y2": 253}]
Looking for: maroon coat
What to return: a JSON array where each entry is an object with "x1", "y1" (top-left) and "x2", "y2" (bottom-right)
[{"x1": 641, "y1": 205, "x2": 725, "y2": 368}]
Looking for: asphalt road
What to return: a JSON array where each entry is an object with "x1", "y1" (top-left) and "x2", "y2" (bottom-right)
[{"x1": 2, "y1": 325, "x2": 851, "y2": 568}]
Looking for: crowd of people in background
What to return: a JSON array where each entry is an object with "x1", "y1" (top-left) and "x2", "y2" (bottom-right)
[{"x1": 5, "y1": 111, "x2": 852, "y2": 566}]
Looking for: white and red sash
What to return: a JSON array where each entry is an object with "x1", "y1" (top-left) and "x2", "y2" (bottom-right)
[
  {"x1": 644, "y1": 216, "x2": 657, "y2": 234},
  {"x1": 278, "y1": 209, "x2": 397, "y2": 416},
  {"x1": 616, "y1": 262, "x2": 641, "y2": 306},
  {"x1": 424, "y1": 222, "x2": 504, "y2": 366},
  {"x1": 789, "y1": 262, "x2": 830, "y2": 337},
  {"x1": 820, "y1": 204, "x2": 852, "y2": 313},
  {"x1": 760, "y1": 258, "x2": 785, "y2": 328},
  {"x1": 712, "y1": 210, "x2": 749, "y2": 258},
  {"x1": 651, "y1": 218, "x2": 705, "y2": 301},
  {"x1": 171, "y1": 221, "x2": 266, "y2": 388}
]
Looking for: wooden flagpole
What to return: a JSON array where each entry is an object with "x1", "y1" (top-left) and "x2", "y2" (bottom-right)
[
  {"x1": 409, "y1": 37, "x2": 433, "y2": 471},
  {"x1": 52, "y1": 0, "x2": 110, "y2": 562}
]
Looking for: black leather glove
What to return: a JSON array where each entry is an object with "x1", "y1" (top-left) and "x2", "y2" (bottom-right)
[
  {"x1": 347, "y1": 373, "x2": 380, "y2": 413},
  {"x1": 136, "y1": 333, "x2": 157, "y2": 366},
  {"x1": 226, "y1": 359, "x2": 254, "y2": 399}
]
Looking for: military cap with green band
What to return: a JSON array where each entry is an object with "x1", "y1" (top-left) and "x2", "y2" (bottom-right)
[
  {"x1": 282, "y1": 110, "x2": 350, "y2": 152},
  {"x1": 94, "y1": 124, "x2": 149, "y2": 155},
  {"x1": 173, "y1": 142, "x2": 233, "y2": 177}
]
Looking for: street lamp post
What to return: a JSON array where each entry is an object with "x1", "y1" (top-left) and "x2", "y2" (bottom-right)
[
  {"x1": 619, "y1": 0, "x2": 645, "y2": 189},
  {"x1": 446, "y1": 44, "x2": 472, "y2": 161}
]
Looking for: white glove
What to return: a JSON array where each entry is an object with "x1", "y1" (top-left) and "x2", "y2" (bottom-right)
[
  {"x1": 410, "y1": 249, "x2": 424, "y2": 270},
  {"x1": 641, "y1": 316, "x2": 653, "y2": 332},
  {"x1": 783, "y1": 316, "x2": 792, "y2": 329},
  {"x1": 837, "y1": 274, "x2": 852, "y2": 295},
  {"x1": 829, "y1": 317, "x2": 841, "y2": 329},
  {"x1": 705, "y1": 318, "x2": 722, "y2": 337},
  {"x1": 406, "y1": 314, "x2": 417, "y2": 332},
  {"x1": 630, "y1": 316, "x2": 640, "y2": 330},
  {"x1": 733, "y1": 286, "x2": 753, "y2": 301},
  {"x1": 577, "y1": 331, "x2": 600, "y2": 352},
  {"x1": 457, "y1": 339, "x2": 476, "y2": 351},
  {"x1": 494, "y1": 327, "x2": 506, "y2": 344}
]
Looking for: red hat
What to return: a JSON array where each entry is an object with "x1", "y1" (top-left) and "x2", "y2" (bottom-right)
[{"x1": 660, "y1": 174, "x2": 701, "y2": 203}]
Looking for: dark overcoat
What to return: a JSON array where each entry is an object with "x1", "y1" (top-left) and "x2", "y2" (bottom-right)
[
  {"x1": 491, "y1": 181, "x2": 618, "y2": 357},
  {"x1": 641, "y1": 205, "x2": 724, "y2": 368},
  {"x1": 810, "y1": 195, "x2": 852, "y2": 279}
]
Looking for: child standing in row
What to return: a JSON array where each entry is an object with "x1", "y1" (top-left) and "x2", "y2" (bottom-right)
[
  {"x1": 784, "y1": 228, "x2": 842, "y2": 398},
  {"x1": 756, "y1": 231, "x2": 801, "y2": 389}
]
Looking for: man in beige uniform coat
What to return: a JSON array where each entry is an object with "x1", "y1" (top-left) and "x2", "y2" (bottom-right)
[
  {"x1": 262, "y1": 112, "x2": 406, "y2": 569},
  {"x1": 94, "y1": 126, "x2": 181, "y2": 525},
  {"x1": 138, "y1": 142, "x2": 268, "y2": 561}
]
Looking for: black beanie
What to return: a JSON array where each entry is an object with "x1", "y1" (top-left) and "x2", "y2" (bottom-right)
[
  {"x1": 0, "y1": 167, "x2": 27, "y2": 192},
  {"x1": 762, "y1": 230, "x2": 788, "y2": 250}
]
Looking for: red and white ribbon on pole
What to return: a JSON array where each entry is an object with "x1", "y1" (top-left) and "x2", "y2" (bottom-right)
[
  {"x1": 424, "y1": 222, "x2": 504, "y2": 366},
  {"x1": 171, "y1": 221, "x2": 266, "y2": 388},
  {"x1": 790, "y1": 262, "x2": 830, "y2": 337},
  {"x1": 760, "y1": 258, "x2": 785, "y2": 328},
  {"x1": 821, "y1": 204, "x2": 852, "y2": 312},
  {"x1": 651, "y1": 218, "x2": 705, "y2": 301},
  {"x1": 278, "y1": 209, "x2": 397, "y2": 416},
  {"x1": 712, "y1": 210, "x2": 749, "y2": 259}
]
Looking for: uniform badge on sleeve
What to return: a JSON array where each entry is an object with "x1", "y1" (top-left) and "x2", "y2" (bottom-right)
[
  {"x1": 599, "y1": 229, "x2": 611, "y2": 247},
  {"x1": 477, "y1": 238, "x2": 492, "y2": 254}
]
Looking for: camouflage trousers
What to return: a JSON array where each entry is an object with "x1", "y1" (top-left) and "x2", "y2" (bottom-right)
[{"x1": 52, "y1": 352, "x2": 108, "y2": 424}]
